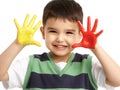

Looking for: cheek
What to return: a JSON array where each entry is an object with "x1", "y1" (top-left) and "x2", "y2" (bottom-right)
[
  {"x1": 45, "y1": 37, "x2": 51, "y2": 48},
  {"x1": 75, "y1": 32, "x2": 82, "y2": 42},
  {"x1": 70, "y1": 35, "x2": 82, "y2": 44},
  {"x1": 45, "y1": 35, "x2": 55, "y2": 44},
  {"x1": 76, "y1": 36, "x2": 82, "y2": 42},
  {"x1": 66, "y1": 36, "x2": 77, "y2": 45}
]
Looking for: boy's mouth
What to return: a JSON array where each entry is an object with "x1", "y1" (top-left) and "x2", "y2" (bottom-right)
[{"x1": 53, "y1": 45, "x2": 68, "y2": 50}]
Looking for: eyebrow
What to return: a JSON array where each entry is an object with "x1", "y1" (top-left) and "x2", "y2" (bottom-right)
[
  {"x1": 66, "y1": 29, "x2": 76, "y2": 32},
  {"x1": 46, "y1": 27, "x2": 55, "y2": 30},
  {"x1": 47, "y1": 27, "x2": 76, "y2": 31}
]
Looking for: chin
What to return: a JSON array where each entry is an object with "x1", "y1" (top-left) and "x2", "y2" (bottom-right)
[{"x1": 51, "y1": 51, "x2": 71, "y2": 57}]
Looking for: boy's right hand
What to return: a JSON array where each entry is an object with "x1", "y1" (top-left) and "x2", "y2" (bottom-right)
[{"x1": 14, "y1": 14, "x2": 42, "y2": 46}]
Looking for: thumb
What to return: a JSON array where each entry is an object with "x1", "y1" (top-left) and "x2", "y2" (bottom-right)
[{"x1": 31, "y1": 40, "x2": 41, "y2": 47}]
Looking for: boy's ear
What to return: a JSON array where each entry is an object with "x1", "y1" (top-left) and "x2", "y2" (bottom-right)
[{"x1": 40, "y1": 26, "x2": 45, "y2": 39}]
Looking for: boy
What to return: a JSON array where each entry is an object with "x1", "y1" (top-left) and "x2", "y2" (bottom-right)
[{"x1": 0, "y1": 0, "x2": 120, "y2": 90}]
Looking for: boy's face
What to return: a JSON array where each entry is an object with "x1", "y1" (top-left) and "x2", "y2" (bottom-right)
[{"x1": 40, "y1": 18, "x2": 82, "y2": 57}]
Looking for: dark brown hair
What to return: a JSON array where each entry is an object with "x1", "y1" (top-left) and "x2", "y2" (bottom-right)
[{"x1": 42, "y1": 0, "x2": 83, "y2": 26}]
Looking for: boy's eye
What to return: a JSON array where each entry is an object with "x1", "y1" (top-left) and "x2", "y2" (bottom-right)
[
  {"x1": 66, "y1": 32, "x2": 74, "y2": 34},
  {"x1": 49, "y1": 30, "x2": 56, "y2": 33}
]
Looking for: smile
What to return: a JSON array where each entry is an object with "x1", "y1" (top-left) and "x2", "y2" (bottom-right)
[{"x1": 53, "y1": 45, "x2": 67, "y2": 50}]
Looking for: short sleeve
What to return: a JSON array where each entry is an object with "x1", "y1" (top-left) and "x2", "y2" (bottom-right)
[
  {"x1": 3, "y1": 56, "x2": 30, "y2": 89},
  {"x1": 91, "y1": 58, "x2": 115, "y2": 90}
]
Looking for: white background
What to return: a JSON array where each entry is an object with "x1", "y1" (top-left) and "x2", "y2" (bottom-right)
[{"x1": 0, "y1": 0, "x2": 120, "y2": 90}]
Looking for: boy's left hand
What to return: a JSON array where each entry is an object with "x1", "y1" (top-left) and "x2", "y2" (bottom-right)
[{"x1": 72, "y1": 16, "x2": 103, "y2": 49}]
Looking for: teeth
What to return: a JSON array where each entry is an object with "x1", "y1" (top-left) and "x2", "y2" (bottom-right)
[
  {"x1": 57, "y1": 45, "x2": 64, "y2": 47},
  {"x1": 54, "y1": 45, "x2": 66, "y2": 48}
]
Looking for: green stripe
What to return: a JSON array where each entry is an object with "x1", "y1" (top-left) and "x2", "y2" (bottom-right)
[
  {"x1": 30, "y1": 56, "x2": 59, "y2": 74},
  {"x1": 64, "y1": 56, "x2": 92, "y2": 76}
]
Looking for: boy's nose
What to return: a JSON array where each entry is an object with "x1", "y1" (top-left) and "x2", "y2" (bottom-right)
[{"x1": 56, "y1": 34, "x2": 64, "y2": 42}]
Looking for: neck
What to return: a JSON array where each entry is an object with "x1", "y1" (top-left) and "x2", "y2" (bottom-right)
[{"x1": 50, "y1": 53, "x2": 72, "y2": 63}]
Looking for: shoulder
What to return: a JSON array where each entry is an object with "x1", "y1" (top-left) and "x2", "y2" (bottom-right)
[
  {"x1": 33, "y1": 53, "x2": 49, "y2": 61},
  {"x1": 29, "y1": 53, "x2": 50, "y2": 64}
]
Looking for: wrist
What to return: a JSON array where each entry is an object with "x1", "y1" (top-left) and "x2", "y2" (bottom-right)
[
  {"x1": 14, "y1": 39, "x2": 26, "y2": 48},
  {"x1": 91, "y1": 42, "x2": 100, "y2": 52}
]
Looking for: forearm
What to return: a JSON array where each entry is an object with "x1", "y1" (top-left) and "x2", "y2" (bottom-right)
[
  {"x1": 91, "y1": 43, "x2": 120, "y2": 86},
  {"x1": 0, "y1": 40, "x2": 25, "y2": 77}
]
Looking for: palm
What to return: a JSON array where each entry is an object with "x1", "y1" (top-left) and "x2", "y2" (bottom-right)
[{"x1": 17, "y1": 27, "x2": 35, "y2": 44}]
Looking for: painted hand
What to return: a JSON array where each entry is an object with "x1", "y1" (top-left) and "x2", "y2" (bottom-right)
[
  {"x1": 72, "y1": 16, "x2": 103, "y2": 49},
  {"x1": 14, "y1": 14, "x2": 41, "y2": 46}
]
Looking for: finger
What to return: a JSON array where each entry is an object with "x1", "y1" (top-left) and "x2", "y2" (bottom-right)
[
  {"x1": 33, "y1": 20, "x2": 42, "y2": 32},
  {"x1": 72, "y1": 43, "x2": 82, "y2": 48},
  {"x1": 92, "y1": 18, "x2": 98, "y2": 32},
  {"x1": 87, "y1": 16, "x2": 91, "y2": 32},
  {"x1": 23, "y1": 14, "x2": 30, "y2": 27},
  {"x1": 14, "y1": 19, "x2": 21, "y2": 30},
  {"x1": 96, "y1": 30, "x2": 103, "y2": 37},
  {"x1": 28, "y1": 15, "x2": 37, "y2": 28},
  {"x1": 31, "y1": 40, "x2": 41, "y2": 47},
  {"x1": 78, "y1": 21, "x2": 85, "y2": 34}
]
